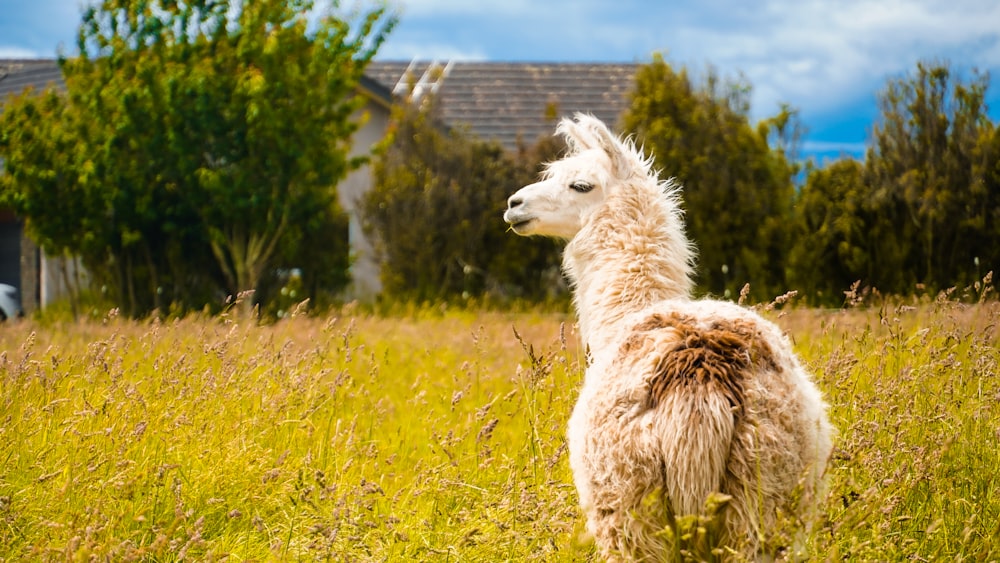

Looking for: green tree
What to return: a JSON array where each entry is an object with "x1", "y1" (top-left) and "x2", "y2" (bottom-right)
[
  {"x1": 256, "y1": 194, "x2": 352, "y2": 313},
  {"x1": 864, "y1": 61, "x2": 995, "y2": 293},
  {"x1": 621, "y1": 54, "x2": 797, "y2": 300},
  {"x1": 0, "y1": 0, "x2": 394, "y2": 316},
  {"x1": 362, "y1": 99, "x2": 564, "y2": 303},
  {"x1": 971, "y1": 122, "x2": 1000, "y2": 281},
  {"x1": 0, "y1": 87, "x2": 128, "y2": 314},
  {"x1": 787, "y1": 158, "x2": 869, "y2": 304}
]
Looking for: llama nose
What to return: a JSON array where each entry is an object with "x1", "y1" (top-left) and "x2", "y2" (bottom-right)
[{"x1": 507, "y1": 195, "x2": 523, "y2": 209}]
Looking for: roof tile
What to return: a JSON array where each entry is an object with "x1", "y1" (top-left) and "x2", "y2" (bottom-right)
[
  {"x1": 367, "y1": 61, "x2": 637, "y2": 150},
  {"x1": 0, "y1": 59, "x2": 64, "y2": 100}
]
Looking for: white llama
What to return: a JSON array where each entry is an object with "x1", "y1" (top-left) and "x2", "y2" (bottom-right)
[{"x1": 503, "y1": 114, "x2": 833, "y2": 561}]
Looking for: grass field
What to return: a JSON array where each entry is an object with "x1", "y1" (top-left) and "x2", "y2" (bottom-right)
[{"x1": 1, "y1": 299, "x2": 999, "y2": 561}]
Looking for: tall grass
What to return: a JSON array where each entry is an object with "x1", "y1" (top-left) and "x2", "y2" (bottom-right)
[
  {"x1": 794, "y1": 300, "x2": 1000, "y2": 560},
  {"x1": 1, "y1": 300, "x2": 998, "y2": 561}
]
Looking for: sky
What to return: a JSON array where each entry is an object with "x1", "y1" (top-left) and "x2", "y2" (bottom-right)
[{"x1": 2, "y1": 0, "x2": 999, "y2": 161}]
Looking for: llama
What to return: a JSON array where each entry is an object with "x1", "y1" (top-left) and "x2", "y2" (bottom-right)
[{"x1": 503, "y1": 114, "x2": 833, "y2": 561}]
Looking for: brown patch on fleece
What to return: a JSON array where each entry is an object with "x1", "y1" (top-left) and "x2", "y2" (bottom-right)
[{"x1": 621, "y1": 312, "x2": 778, "y2": 412}]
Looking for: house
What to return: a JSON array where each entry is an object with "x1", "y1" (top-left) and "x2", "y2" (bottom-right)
[{"x1": 0, "y1": 59, "x2": 637, "y2": 310}]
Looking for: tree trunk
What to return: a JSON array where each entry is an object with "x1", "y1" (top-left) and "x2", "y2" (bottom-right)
[{"x1": 210, "y1": 212, "x2": 288, "y2": 318}]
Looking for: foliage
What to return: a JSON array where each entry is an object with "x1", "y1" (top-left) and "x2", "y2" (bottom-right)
[
  {"x1": 863, "y1": 62, "x2": 998, "y2": 295},
  {"x1": 0, "y1": 309, "x2": 587, "y2": 561},
  {"x1": 787, "y1": 159, "x2": 869, "y2": 305},
  {"x1": 0, "y1": 87, "x2": 100, "y2": 284},
  {"x1": 363, "y1": 98, "x2": 565, "y2": 304},
  {"x1": 621, "y1": 54, "x2": 799, "y2": 301},
  {"x1": 0, "y1": 0, "x2": 394, "y2": 316},
  {"x1": 2, "y1": 299, "x2": 999, "y2": 560},
  {"x1": 788, "y1": 62, "x2": 999, "y2": 304},
  {"x1": 793, "y1": 296, "x2": 1000, "y2": 560},
  {"x1": 254, "y1": 193, "x2": 353, "y2": 316}
]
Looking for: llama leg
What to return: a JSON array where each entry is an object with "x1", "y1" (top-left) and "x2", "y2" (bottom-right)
[
  {"x1": 571, "y1": 417, "x2": 670, "y2": 561},
  {"x1": 589, "y1": 508, "x2": 628, "y2": 563},
  {"x1": 588, "y1": 501, "x2": 668, "y2": 563}
]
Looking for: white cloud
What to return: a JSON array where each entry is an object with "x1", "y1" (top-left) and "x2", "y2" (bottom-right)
[
  {"x1": 371, "y1": 0, "x2": 1000, "y2": 144},
  {"x1": 5, "y1": 0, "x2": 996, "y2": 145},
  {"x1": 375, "y1": 0, "x2": 1000, "y2": 124},
  {"x1": 654, "y1": 0, "x2": 1000, "y2": 120},
  {"x1": 393, "y1": 0, "x2": 579, "y2": 19},
  {"x1": 377, "y1": 40, "x2": 488, "y2": 62},
  {"x1": 0, "y1": 46, "x2": 43, "y2": 59},
  {"x1": 0, "y1": 0, "x2": 82, "y2": 58},
  {"x1": 387, "y1": 0, "x2": 997, "y2": 117}
]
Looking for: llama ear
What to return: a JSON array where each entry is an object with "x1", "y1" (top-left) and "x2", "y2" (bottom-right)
[
  {"x1": 556, "y1": 116, "x2": 589, "y2": 153},
  {"x1": 557, "y1": 114, "x2": 634, "y2": 180},
  {"x1": 573, "y1": 114, "x2": 634, "y2": 180},
  {"x1": 558, "y1": 113, "x2": 610, "y2": 152}
]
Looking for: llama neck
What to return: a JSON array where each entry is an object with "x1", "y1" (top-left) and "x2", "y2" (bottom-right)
[{"x1": 564, "y1": 185, "x2": 693, "y2": 351}]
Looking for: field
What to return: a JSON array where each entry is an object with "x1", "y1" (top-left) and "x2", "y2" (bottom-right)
[{"x1": 2, "y1": 299, "x2": 999, "y2": 561}]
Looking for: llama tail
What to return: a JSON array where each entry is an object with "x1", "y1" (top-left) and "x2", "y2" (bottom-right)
[
  {"x1": 654, "y1": 390, "x2": 737, "y2": 515},
  {"x1": 641, "y1": 317, "x2": 749, "y2": 517}
]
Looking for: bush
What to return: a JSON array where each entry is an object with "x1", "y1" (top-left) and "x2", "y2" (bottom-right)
[{"x1": 363, "y1": 99, "x2": 566, "y2": 305}]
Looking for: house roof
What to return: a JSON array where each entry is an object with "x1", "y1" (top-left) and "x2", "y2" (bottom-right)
[
  {"x1": 356, "y1": 73, "x2": 393, "y2": 110},
  {"x1": 0, "y1": 59, "x2": 64, "y2": 101},
  {"x1": 366, "y1": 61, "x2": 637, "y2": 150}
]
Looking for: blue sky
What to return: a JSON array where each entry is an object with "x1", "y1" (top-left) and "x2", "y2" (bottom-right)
[{"x1": 3, "y1": 0, "x2": 999, "y2": 161}]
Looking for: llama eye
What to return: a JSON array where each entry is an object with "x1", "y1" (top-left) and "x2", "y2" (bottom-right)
[{"x1": 570, "y1": 181, "x2": 594, "y2": 193}]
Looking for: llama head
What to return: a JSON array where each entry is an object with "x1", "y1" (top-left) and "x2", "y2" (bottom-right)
[{"x1": 503, "y1": 113, "x2": 649, "y2": 240}]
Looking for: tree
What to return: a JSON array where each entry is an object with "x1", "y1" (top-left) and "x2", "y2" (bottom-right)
[
  {"x1": 0, "y1": 87, "x2": 128, "y2": 314},
  {"x1": 864, "y1": 61, "x2": 995, "y2": 294},
  {"x1": 621, "y1": 54, "x2": 798, "y2": 300},
  {"x1": 362, "y1": 98, "x2": 564, "y2": 303},
  {"x1": 971, "y1": 122, "x2": 1000, "y2": 282},
  {"x1": 0, "y1": 0, "x2": 394, "y2": 316},
  {"x1": 0, "y1": 88, "x2": 104, "y2": 274},
  {"x1": 787, "y1": 159, "x2": 869, "y2": 304}
]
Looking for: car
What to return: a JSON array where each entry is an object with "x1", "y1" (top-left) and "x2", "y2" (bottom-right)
[{"x1": 0, "y1": 283, "x2": 23, "y2": 321}]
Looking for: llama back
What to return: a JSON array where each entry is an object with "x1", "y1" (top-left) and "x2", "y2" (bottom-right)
[
  {"x1": 618, "y1": 310, "x2": 746, "y2": 517},
  {"x1": 620, "y1": 300, "x2": 832, "y2": 553}
]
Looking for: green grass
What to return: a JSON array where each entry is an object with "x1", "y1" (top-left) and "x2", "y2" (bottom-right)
[{"x1": 1, "y1": 301, "x2": 998, "y2": 561}]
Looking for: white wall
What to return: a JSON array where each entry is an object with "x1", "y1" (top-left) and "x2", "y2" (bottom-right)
[
  {"x1": 338, "y1": 97, "x2": 391, "y2": 301},
  {"x1": 40, "y1": 253, "x2": 88, "y2": 307}
]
